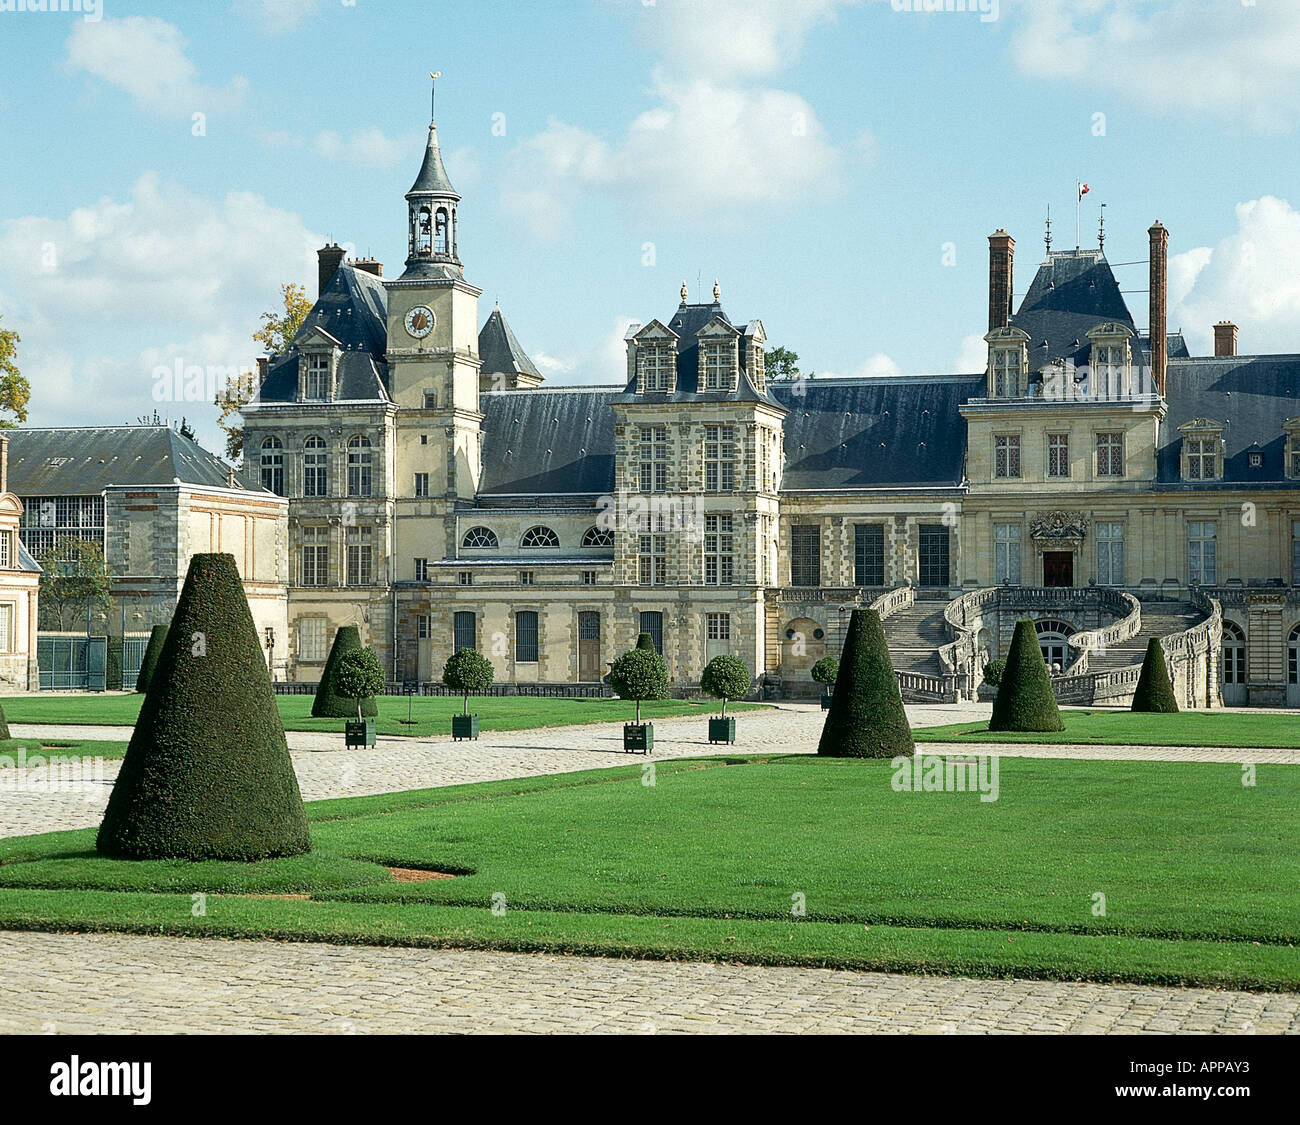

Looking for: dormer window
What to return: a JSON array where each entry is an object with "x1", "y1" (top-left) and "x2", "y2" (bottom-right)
[
  {"x1": 1178, "y1": 419, "x2": 1225, "y2": 481},
  {"x1": 983, "y1": 326, "x2": 1029, "y2": 399},
  {"x1": 640, "y1": 345, "x2": 674, "y2": 393},
  {"x1": 1283, "y1": 418, "x2": 1300, "y2": 478},
  {"x1": 304, "y1": 354, "x2": 329, "y2": 399},
  {"x1": 702, "y1": 341, "x2": 737, "y2": 391},
  {"x1": 297, "y1": 332, "x2": 340, "y2": 403},
  {"x1": 1086, "y1": 322, "x2": 1134, "y2": 400}
]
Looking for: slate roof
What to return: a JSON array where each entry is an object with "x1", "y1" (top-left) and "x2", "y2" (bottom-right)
[
  {"x1": 6, "y1": 427, "x2": 240, "y2": 495},
  {"x1": 478, "y1": 388, "x2": 619, "y2": 495},
  {"x1": 479, "y1": 307, "x2": 543, "y2": 380},
  {"x1": 407, "y1": 124, "x2": 459, "y2": 198}
]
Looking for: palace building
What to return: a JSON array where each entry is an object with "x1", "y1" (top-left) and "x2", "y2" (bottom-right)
[{"x1": 240, "y1": 104, "x2": 1300, "y2": 708}]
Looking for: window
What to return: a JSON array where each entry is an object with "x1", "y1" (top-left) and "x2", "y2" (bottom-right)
[
  {"x1": 705, "y1": 612, "x2": 731, "y2": 660},
  {"x1": 1294, "y1": 522, "x2": 1300, "y2": 586},
  {"x1": 1188, "y1": 521, "x2": 1217, "y2": 585},
  {"x1": 639, "y1": 611, "x2": 663, "y2": 654},
  {"x1": 416, "y1": 614, "x2": 431, "y2": 640},
  {"x1": 423, "y1": 390, "x2": 438, "y2": 410},
  {"x1": 919, "y1": 525, "x2": 950, "y2": 587},
  {"x1": 0, "y1": 603, "x2": 12, "y2": 652},
  {"x1": 1224, "y1": 622, "x2": 1246, "y2": 685},
  {"x1": 581, "y1": 525, "x2": 614, "y2": 548},
  {"x1": 414, "y1": 473, "x2": 430, "y2": 498},
  {"x1": 347, "y1": 435, "x2": 372, "y2": 497},
  {"x1": 453, "y1": 611, "x2": 476, "y2": 653},
  {"x1": 1093, "y1": 344, "x2": 1127, "y2": 399},
  {"x1": 1096, "y1": 522, "x2": 1125, "y2": 586},
  {"x1": 703, "y1": 514, "x2": 734, "y2": 585},
  {"x1": 303, "y1": 436, "x2": 328, "y2": 497},
  {"x1": 991, "y1": 348, "x2": 1020, "y2": 398},
  {"x1": 304, "y1": 353, "x2": 329, "y2": 399},
  {"x1": 702, "y1": 341, "x2": 735, "y2": 391},
  {"x1": 1035, "y1": 619, "x2": 1073, "y2": 673},
  {"x1": 519, "y1": 570, "x2": 535, "y2": 586},
  {"x1": 458, "y1": 571, "x2": 473, "y2": 586},
  {"x1": 1185, "y1": 437, "x2": 1217, "y2": 480},
  {"x1": 18, "y1": 495, "x2": 105, "y2": 558},
  {"x1": 1289, "y1": 625, "x2": 1300, "y2": 686},
  {"x1": 521, "y1": 526, "x2": 559, "y2": 549},
  {"x1": 638, "y1": 523, "x2": 667, "y2": 585},
  {"x1": 791, "y1": 525, "x2": 821, "y2": 587},
  {"x1": 297, "y1": 618, "x2": 327, "y2": 662},
  {"x1": 420, "y1": 434, "x2": 429, "y2": 445},
  {"x1": 414, "y1": 558, "x2": 430, "y2": 581},
  {"x1": 1249, "y1": 451, "x2": 1263, "y2": 469},
  {"x1": 994, "y1": 434, "x2": 1020, "y2": 479},
  {"x1": 854, "y1": 524, "x2": 885, "y2": 587},
  {"x1": 0, "y1": 531, "x2": 11, "y2": 569},
  {"x1": 581, "y1": 570, "x2": 598, "y2": 585},
  {"x1": 345, "y1": 526, "x2": 373, "y2": 586},
  {"x1": 260, "y1": 436, "x2": 284, "y2": 495},
  {"x1": 638, "y1": 426, "x2": 668, "y2": 493},
  {"x1": 1097, "y1": 432, "x2": 1124, "y2": 477},
  {"x1": 462, "y1": 527, "x2": 498, "y2": 549},
  {"x1": 994, "y1": 523, "x2": 1021, "y2": 585},
  {"x1": 515, "y1": 611, "x2": 539, "y2": 663},
  {"x1": 300, "y1": 525, "x2": 328, "y2": 587},
  {"x1": 1047, "y1": 433, "x2": 1069, "y2": 478},
  {"x1": 640, "y1": 345, "x2": 674, "y2": 393},
  {"x1": 704, "y1": 425, "x2": 736, "y2": 492}
]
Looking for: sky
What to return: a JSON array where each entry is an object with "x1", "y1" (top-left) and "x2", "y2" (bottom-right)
[{"x1": 3, "y1": 0, "x2": 1300, "y2": 458}]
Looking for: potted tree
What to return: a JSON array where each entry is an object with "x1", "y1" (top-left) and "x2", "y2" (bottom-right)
[
  {"x1": 978, "y1": 657, "x2": 1006, "y2": 702},
  {"x1": 811, "y1": 656, "x2": 839, "y2": 710},
  {"x1": 335, "y1": 647, "x2": 386, "y2": 747},
  {"x1": 701, "y1": 655, "x2": 750, "y2": 744},
  {"x1": 609, "y1": 646, "x2": 668, "y2": 753},
  {"x1": 443, "y1": 647, "x2": 494, "y2": 740}
]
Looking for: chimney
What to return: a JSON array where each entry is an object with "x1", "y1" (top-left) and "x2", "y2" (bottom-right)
[
  {"x1": 0, "y1": 433, "x2": 8, "y2": 495},
  {"x1": 352, "y1": 257, "x2": 383, "y2": 278},
  {"x1": 317, "y1": 242, "x2": 346, "y2": 296},
  {"x1": 988, "y1": 230, "x2": 1015, "y2": 331},
  {"x1": 1149, "y1": 222, "x2": 1168, "y2": 394},
  {"x1": 1214, "y1": 321, "x2": 1238, "y2": 357},
  {"x1": 256, "y1": 356, "x2": 268, "y2": 386}
]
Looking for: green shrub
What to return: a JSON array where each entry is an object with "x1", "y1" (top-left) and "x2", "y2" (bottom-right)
[
  {"x1": 610, "y1": 647, "x2": 669, "y2": 724},
  {"x1": 0, "y1": 699, "x2": 9, "y2": 740},
  {"x1": 817, "y1": 608, "x2": 913, "y2": 758},
  {"x1": 1131, "y1": 637, "x2": 1179, "y2": 713},
  {"x1": 982, "y1": 658, "x2": 1006, "y2": 686},
  {"x1": 989, "y1": 619, "x2": 1065, "y2": 732},
  {"x1": 700, "y1": 655, "x2": 751, "y2": 718},
  {"x1": 334, "y1": 648, "x2": 387, "y2": 721},
  {"x1": 135, "y1": 624, "x2": 167, "y2": 693},
  {"x1": 97, "y1": 552, "x2": 311, "y2": 861},
  {"x1": 443, "y1": 648, "x2": 494, "y2": 715},
  {"x1": 810, "y1": 656, "x2": 839, "y2": 688},
  {"x1": 312, "y1": 625, "x2": 379, "y2": 718},
  {"x1": 635, "y1": 632, "x2": 658, "y2": 653}
]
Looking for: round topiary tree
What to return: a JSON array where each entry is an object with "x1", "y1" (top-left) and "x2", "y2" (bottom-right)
[
  {"x1": 312, "y1": 625, "x2": 378, "y2": 718},
  {"x1": 97, "y1": 553, "x2": 311, "y2": 861},
  {"x1": 988, "y1": 619, "x2": 1065, "y2": 732},
  {"x1": 135, "y1": 624, "x2": 168, "y2": 693},
  {"x1": 334, "y1": 647, "x2": 387, "y2": 721},
  {"x1": 982, "y1": 658, "x2": 1006, "y2": 686},
  {"x1": 609, "y1": 647, "x2": 669, "y2": 724},
  {"x1": 817, "y1": 608, "x2": 913, "y2": 758},
  {"x1": 701, "y1": 654, "x2": 751, "y2": 718},
  {"x1": 1131, "y1": 636, "x2": 1179, "y2": 713},
  {"x1": 443, "y1": 648, "x2": 494, "y2": 714},
  {"x1": 811, "y1": 656, "x2": 839, "y2": 692}
]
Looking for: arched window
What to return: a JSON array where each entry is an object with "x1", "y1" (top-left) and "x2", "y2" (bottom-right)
[
  {"x1": 1034, "y1": 619, "x2": 1074, "y2": 674},
  {"x1": 521, "y1": 526, "x2": 560, "y2": 549},
  {"x1": 416, "y1": 205, "x2": 432, "y2": 255},
  {"x1": 581, "y1": 525, "x2": 614, "y2": 548},
  {"x1": 260, "y1": 436, "x2": 284, "y2": 496},
  {"x1": 1218, "y1": 620, "x2": 1244, "y2": 685},
  {"x1": 303, "y1": 435, "x2": 328, "y2": 497},
  {"x1": 462, "y1": 527, "x2": 499, "y2": 549},
  {"x1": 434, "y1": 208, "x2": 449, "y2": 255},
  {"x1": 347, "y1": 435, "x2": 372, "y2": 497}
]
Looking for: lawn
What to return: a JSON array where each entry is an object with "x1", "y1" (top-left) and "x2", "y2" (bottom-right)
[
  {"x1": 0, "y1": 693, "x2": 761, "y2": 738},
  {"x1": 916, "y1": 708, "x2": 1300, "y2": 748},
  {"x1": 1, "y1": 756, "x2": 1296, "y2": 990},
  {"x1": 0, "y1": 737, "x2": 130, "y2": 766}
]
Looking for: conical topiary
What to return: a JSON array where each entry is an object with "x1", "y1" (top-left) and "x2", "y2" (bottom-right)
[
  {"x1": 312, "y1": 625, "x2": 379, "y2": 718},
  {"x1": 97, "y1": 553, "x2": 310, "y2": 861},
  {"x1": 1131, "y1": 636, "x2": 1179, "y2": 713},
  {"x1": 817, "y1": 608, "x2": 913, "y2": 758},
  {"x1": 636, "y1": 632, "x2": 658, "y2": 653},
  {"x1": 0, "y1": 699, "x2": 10, "y2": 741},
  {"x1": 135, "y1": 624, "x2": 168, "y2": 693},
  {"x1": 989, "y1": 619, "x2": 1065, "y2": 732}
]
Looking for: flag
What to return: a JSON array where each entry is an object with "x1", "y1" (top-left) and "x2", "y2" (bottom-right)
[{"x1": 1078, "y1": 182, "x2": 1091, "y2": 201}]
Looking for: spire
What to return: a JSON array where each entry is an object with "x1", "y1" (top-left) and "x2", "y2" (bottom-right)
[
  {"x1": 403, "y1": 75, "x2": 462, "y2": 274},
  {"x1": 407, "y1": 123, "x2": 459, "y2": 199}
]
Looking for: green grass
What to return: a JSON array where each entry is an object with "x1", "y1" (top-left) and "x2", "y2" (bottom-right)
[
  {"x1": 1, "y1": 693, "x2": 761, "y2": 738},
  {"x1": 1, "y1": 756, "x2": 1297, "y2": 989},
  {"x1": 917, "y1": 708, "x2": 1300, "y2": 748},
  {"x1": 0, "y1": 738, "x2": 130, "y2": 765}
]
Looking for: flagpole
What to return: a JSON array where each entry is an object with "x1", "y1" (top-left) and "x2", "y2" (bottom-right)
[{"x1": 1075, "y1": 181, "x2": 1081, "y2": 250}]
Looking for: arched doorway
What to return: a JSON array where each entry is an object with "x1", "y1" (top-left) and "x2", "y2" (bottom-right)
[
  {"x1": 1287, "y1": 625, "x2": 1300, "y2": 708},
  {"x1": 1034, "y1": 619, "x2": 1074, "y2": 675},
  {"x1": 1222, "y1": 621, "x2": 1247, "y2": 707}
]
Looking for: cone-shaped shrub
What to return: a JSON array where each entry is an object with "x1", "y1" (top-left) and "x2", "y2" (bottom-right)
[
  {"x1": 312, "y1": 625, "x2": 379, "y2": 718},
  {"x1": 989, "y1": 619, "x2": 1065, "y2": 732},
  {"x1": 0, "y1": 699, "x2": 10, "y2": 740},
  {"x1": 636, "y1": 632, "x2": 658, "y2": 653},
  {"x1": 1131, "y1": 636, "x2": 1179, "y2": 713},
  {"x1": 135, "y1": 624, "x2": 168, "y2": 693},
  {"x1": 817, "y1": 608, "x2": 913, "y2": 758},
  {"x1": 97, "y1": 553, "x2": 310, "y2": 860}
]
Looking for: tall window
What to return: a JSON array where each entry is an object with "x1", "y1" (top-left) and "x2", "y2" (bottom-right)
[
  {"x1": 992, "y1": 348, "x2": 1020, "y2": 397},
  {"x1": 1097, "y1": 432, "x2": 1124, "y2": 477},
  {"x1": 1188, "y1": 521, "x2": 1216, "y2": 585},
  {"x1": 1293, "y1": 522, "x2": 1300, "y2": 586},
  {"x1": 791, "y1": 525, "x2": 821, "y2": 587},
  {"x1": 1096, "y1": 522, "x2": 1125, "y2": 586},
  {"x1": 414, "y1": 558, "x2": 430, "y2": 581},
  {"x1": 703, "y1": 514, "x2": 734, "y2": 585},
  {"x1": 639, "y1": 611, "x2": 663, "y2": 654},
  {"x1": 260, "y1": 436, "x2": 284, "y2": 495},
  {"x1": 639, "y1": 426, "x2": 668, "y2": 492},
  {"x1": 1224, "y1": 622, "x2": 1246, "y2": 686},
  {"x1": 638, "y1": 519, "x2": 667, "y2": 585},
  {"x1": 413, "y1": 472, "x2": 430, "y2": 497},
  {"x1": 453, "y1": 611, "x2": 476, "y2": 654},
  {"x1": 345, "y1": 526, "x2": 373, "y2": 586},
  {"x1": 705, "y1": 612, "x2": 731, "y2": 660},
  {"x1": 704, "y1": 424, "x2": 736, "y2": 492},
  {"x1": 702, "y1": 342, "x2": 735, "y2": 391},
  {"x1": 1047, "y1": 433, "x2": 1070, "y2": 478},
  {"x1": 0, "y1": 603, "x2": 12, "y2": 652},
  {"x1": 854, "y1": 524, "x2": 885, "y2": 587},
  {"x1": 919, "y1": 525, "x2": 950, "y2": 587},
  {"x1": 304, "y1": 353, "x2": 329, "y2": 399},
  {"x1": 1185, "y1": 437, "x2": 1217, "y2": 480},
  {"x1": 994, "y1": 434, "x2": 1020, "y2": 479},
  {"x1": 298, "y1": 618, "x2": 327, "y2": 663},
  {"x1": 994, "y1": 523, "x2": 1021, "y2": 585},
  {"x1": 347, "y1": 435, "x2": 372, "y2": 497},
  {"x1": 1094, "y1": 344, "x2": 1126, "y2": 399},
  {"x1": 303, "y1": 436, "x2": 328, "y2": 497},
  {"x1": 641, "y1": 345, "x2": 674, "y2": 392},
  {"x1": 300, "y1": 525, "x2": 328, "y2": 586},
  {"x1": 0, "y1": 531, "x2": 12, "y2": 569},
  {"x1": 515, "y1": 611, "x2": 539, "y2": 663}
]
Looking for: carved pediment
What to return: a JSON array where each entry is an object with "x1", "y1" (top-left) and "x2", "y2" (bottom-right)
[{"x1": 1030, "y1": 510, "x2": 1089, "y2": 542}]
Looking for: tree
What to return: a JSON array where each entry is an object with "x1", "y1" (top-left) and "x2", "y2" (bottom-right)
[
  {"x1": 334, "y1": 648, "x2": 386, "y2": 721},
  {"x1": 1131, "y1": 637, "x2": 1179, "y2": 713},
  {"x1": 0, "y1": 699, "x2": 10, "y2": 740},
  {"x1": 36, "y1": 536, "x2": 114, "y2": 632},
  {"x1": 765, "y1": 345, "x2": 802, "y2": 382},
  {"x1": 97, "y1": 553, "x2": 311, "y2": 861},
  {"x1": 136, "y1": 624, "x2": 168, "y2": 693},
  {"x1": 635, "y1": 632, "x2": 658, "y2": 653},
  {"x1": 701, "y1": 655, "x2": 750, "y2": 718},
  {"x1": 0, "y1": 313, "x2": 31, "y2": 427},
  {"x1": 811, "y1": 656, "x2": 839, "y2": 690},
  {"x1": 817, "y1": 608, "x2": 914, "y2": 758},
  {"x1": 442, "y1": 648, "x2": 494, "y2": 714},
  {"x1": 989, "y1": 619, "x2": 1065, "y2": 732},
  {"x1": 609, "y1": 648, "x2": 669, "y2": 724},
  {"x1": 982, "y1": 658, "x2": 1006, "y2": 686},
  {"x1": 312, "y1": 625, "x2": 380, "y2": 718}
]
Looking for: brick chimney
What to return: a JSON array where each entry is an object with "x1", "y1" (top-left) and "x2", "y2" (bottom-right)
[
  {"x1": 351, "y1": 257, "x2": 383, "y2": 278},
  {"x1": 988, "y1": 230, "x2": 1015, "y2": 332},
  {"x1": 0, "y1": 433, "x2": 8, "y2": 495},
  {"x1": 256, "y1": 356, "x2": 268, "y2": 386},
  {"x1": 1149, "y1": 222, "x2": 1168, "y2": 395},
  {"x1": 1214, "y1": 321, "x2": 1238, "y2": 357},
  {"x1": 317, "y1": 242, "x2": 346, "y2": 296}
]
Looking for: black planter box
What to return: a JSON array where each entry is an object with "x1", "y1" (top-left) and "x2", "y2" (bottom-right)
[
  {"x1": 452, "y1": 714, "x2": 480, "y2": 741},
  {"x1": 708, "y1": 717, "x2": 736, "y2": 745},
  {"x1": 820, "y1": 692, "x2": 833, "y2": 710},
  {"x1": 623, "y1": 723, "x2": 653, "y2": 753},
  {"x1": 345, "y1": 719, "x2": 376, "y2": 747}
]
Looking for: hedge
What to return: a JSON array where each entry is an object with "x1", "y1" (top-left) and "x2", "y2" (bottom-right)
[{"x1": 817, "y1": 608, "x2": 913, "y2": 758}]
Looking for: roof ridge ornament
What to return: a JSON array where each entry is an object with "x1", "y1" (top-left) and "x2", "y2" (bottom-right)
[
  {"x1": 680, "y1": 281, "x2": 688, "y2": 303},
  {"x1": 713, "y1": 278, "x2": 721, "y2": 301}
]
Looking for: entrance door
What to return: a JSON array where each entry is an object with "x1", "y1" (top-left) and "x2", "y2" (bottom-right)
[
  {"x1": 578, "y1": 612, "x2": 601, "y2": 682},
  {"x1": 1043, "y1": 551, "x2": 1074, "y2": 587}
]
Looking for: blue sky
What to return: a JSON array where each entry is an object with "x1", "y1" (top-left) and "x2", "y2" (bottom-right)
[{"x1": 3, "y1": 0, "x2": 1300, "y2": 456}]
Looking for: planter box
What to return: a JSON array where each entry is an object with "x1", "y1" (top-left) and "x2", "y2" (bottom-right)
[
  {"x1": 708, "y1": 717, "x2": 736, "y2": 745},
  {"x1": 623, "y1": 723, "x2": 653, "y2": 754},
  {"x1": 819, "y1": 692, "x2": 833, "y2": 711},
  {"x1": 451, "y1": 713, "x2": 480, "y2": 741},
  {"x1": 345, "y1": 719, "x2": 376, "y2": 747}
]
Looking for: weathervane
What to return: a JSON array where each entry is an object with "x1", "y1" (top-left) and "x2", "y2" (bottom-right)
[
  {"x1": 1098, "y1": 202, "x2": 1107, "y2": 250},
  {"x1": 429, "y1": 71, "x2": 442, "y2": 124},
  {"x1": 1045, "y1": 205, "x2": 1052, "y2": 253}
]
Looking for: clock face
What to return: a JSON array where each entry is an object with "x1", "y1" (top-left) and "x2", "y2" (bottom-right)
[{"x1": 404, "y1": 305, "x2": 435, "y2": 339}]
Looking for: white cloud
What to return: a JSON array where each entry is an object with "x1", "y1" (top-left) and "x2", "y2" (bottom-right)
[
  {"x1": 233, "y1": 0, "x2": 325, "y2": 35},
  {"x1": 527, "y1": 317, "x2": 639, "y2": 387},
  {"x1": 313, "y1": 128, "x2": 422, "y2": 170},
  {"x1": 65, "y1": 16, "x2": 248, "y2": 119},
  {"x1": 953, "y1": 332, "x2": 988, "y2": 373},
  {"x1": 822, "y1": 352, "x2": 902, "y2": 379}
]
